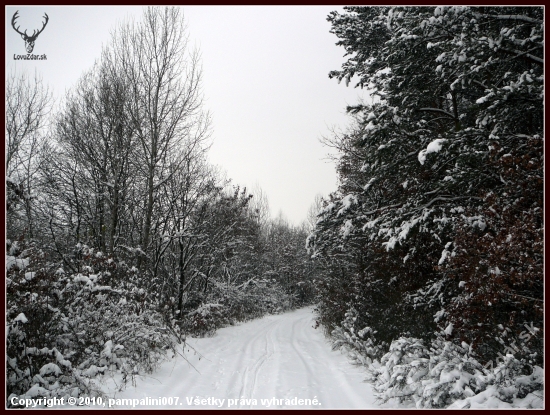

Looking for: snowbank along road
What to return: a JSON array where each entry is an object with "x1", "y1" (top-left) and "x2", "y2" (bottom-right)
[{"x1": 105, "y1": 307, "x2": 378, "y2": 409}]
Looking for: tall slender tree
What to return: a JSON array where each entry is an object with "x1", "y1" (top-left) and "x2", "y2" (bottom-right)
[
  {"x1": 108, "y1": 7, "x2": 211, "y2": 269},
  {"x1": 5, "y1": 71, "x2": 51, "y2": 239}
]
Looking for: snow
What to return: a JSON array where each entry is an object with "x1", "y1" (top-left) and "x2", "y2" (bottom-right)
[
  {"x1": 341, "y1": 219, "x2": 353, "y2": 238},
  {"x1": 448, "y1": 385, "x2": 543, "y2": 409},
  {"x1": 397, "y1": 218, "x2": 419, "y2": 241},
  {"x1": 438, "y1": 242, "x2": 453, "y2": 265},
  {"x1": 362, "y1": 218, "x2": 379, "y2": 231},
  {"x1": 23, "y1": 384, "x2": 50, "y2": 398},
  {"x1": 14, "y1": 313, "x2": 28, "y2": 323},
  {"x1": 6, "y1": 256, "x2": 29, "y2": 271},
  {"x1": 364, "y1": 177, "x2": 376, "y2": 191},
  {"x1": 490, "y1": 266, "x2": 501, "y2": 275},
  {"x1": 337, "y1": 194, "x2": 357, "y2": 216},
  {"x1": 434, "y1": 309, "x2": 445, "y2": 322},
  {"x1": 418, "y1": 138, "x2": 447, "y2": 165},
  {"x1": 82, "y1": 365, "x2": 106, "y2": 377},
  {"x1": 24, "y1": 272, "x2": 36, "y2": 281},
  {"x1": 39, "y1": 363, "x2": 62, "y2": 376},
  {"x1": 73, "y1": 274, "x2": 91, "y2": 284},
  {"x1": 102, "y1": 340, "x2": 114, "y2": 359},
  {"x1": 375, "y1": 67, "x2": 391, "y2": 76},
  {"x1": 101, "y1": 307, "x2": 378, "y2": 409}
]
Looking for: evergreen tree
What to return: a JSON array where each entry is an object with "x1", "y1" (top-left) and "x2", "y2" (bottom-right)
[{"x1": 309, "y1": 6, "x2": 543, "y2": 359}]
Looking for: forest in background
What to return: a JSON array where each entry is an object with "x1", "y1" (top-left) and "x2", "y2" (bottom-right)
[
  {"x1": 6, "y1": 6, "x2": 543, "y2": 409},
  {"x1": 307, "y1": 6, "x2": 543, "y2": 408}
]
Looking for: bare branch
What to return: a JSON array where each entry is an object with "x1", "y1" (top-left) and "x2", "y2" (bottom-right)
[{"x1": 498, "y1": 47, "x2": 543, "y2": 65}]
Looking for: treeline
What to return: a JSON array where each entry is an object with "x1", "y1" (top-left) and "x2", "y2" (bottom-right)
[
  {"x1": 307, "y1": 6, "x2": 543, "y2": 408},
  {"x1": 6, "y1": 7, "x2": 315, "y2": 404}
]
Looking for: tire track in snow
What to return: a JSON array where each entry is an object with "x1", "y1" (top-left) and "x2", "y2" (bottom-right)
[
  {"x1": 289, "y1": 317, "x2": 317, "y2": 391},
  {"x1": 236, "y1": 317, "x2": 277, "y2": 407},
  {"x1": 290, "y1": 311, "x2": 371, "y2": 408}
]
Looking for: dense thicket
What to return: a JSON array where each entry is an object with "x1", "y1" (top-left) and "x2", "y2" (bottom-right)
[
  {"x1": 308, "y1": 6, "x2": 543, "y2": 407},
  {"x1": 6, "y1": 7, "x2": 315, "y2": 405}
]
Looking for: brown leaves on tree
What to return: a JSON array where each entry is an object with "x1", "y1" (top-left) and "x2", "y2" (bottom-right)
[{"x1": 444, "y1": 136, "x2": 543, "y2": 364}]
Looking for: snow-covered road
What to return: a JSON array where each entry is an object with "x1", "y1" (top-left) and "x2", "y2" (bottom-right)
[{"x1": 104, "y1": 307, "x2": 378, "y2": 409}]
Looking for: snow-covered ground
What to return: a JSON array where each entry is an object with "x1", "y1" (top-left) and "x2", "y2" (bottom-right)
[{"x1": 101, "y1": 307, "x2": 378, "y2": 409}]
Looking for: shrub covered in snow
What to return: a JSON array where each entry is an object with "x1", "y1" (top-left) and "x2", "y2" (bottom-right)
[
  {"x1": 326, "y1": 312, "x2": 543, "y2": 409},
  {"x1": 179, "y1": 278, "x2": 296, "y2": 337},
  {"x1": 449, "y1": 357, "x2": 544, "y2": 409},
  {"x1": 181, "y1": 303, "x2": 228, "y2": 337},
  {"x1": 331, "y1": 308, "x2": 385, "y2": 366},
  {"x1": 415, "y1": 338, "x2": 488, "y2": 408},
  {"x1": 6, "y1": 242, "x2": 176, "y2": 406},
  {"x1": 368, "y1": 337, "x2": 430, "y2": 405},
  {"x1": 368, "y1": 335, "x2": 543, "y2": 409}
]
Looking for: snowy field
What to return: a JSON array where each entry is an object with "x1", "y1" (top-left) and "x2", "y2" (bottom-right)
[{"x1": 101, "y1": 307, "x2": 378, "y2": 409}]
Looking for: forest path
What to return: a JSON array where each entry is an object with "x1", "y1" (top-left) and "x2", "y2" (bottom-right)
[{"x1": 104, "y1": 307, "x2": 378, "y2": 409}]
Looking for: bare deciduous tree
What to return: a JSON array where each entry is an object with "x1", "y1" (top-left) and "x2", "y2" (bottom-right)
[
  {"x1": 108, "y1": 7, "x2": 211, "y2": 269},
  {"x1": 248, "y1": 183, "x2": 271, "y2": 228},
  {"x1": 5, "y1": 71, "x2": 51, "y2": 238},
  {"x1": 50, "y1": 61, "x2": 138, "y2": 253},
  {"x1": 306, "y1": 193, "x2": 324, "y2": 232}
]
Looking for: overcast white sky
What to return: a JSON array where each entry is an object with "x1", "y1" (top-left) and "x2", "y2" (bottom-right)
[{"x1": 5, "y1": 5, "x2": 368, "y2": 226}]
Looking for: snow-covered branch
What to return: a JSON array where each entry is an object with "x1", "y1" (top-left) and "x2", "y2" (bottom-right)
[
  {"x1": 498, "y1": 47, "x2": 543, "y2": 65},
  {"x1": 363, "y1": 202, "x2": 404, "y2": 216},
  {"x1": 414, "y1": 195, "x2": 482, "y2": 211},
  {"x1": 473, "y1": 13, "x2": 543, "y2": 25},
  {"x1": 417, "y1": 108, "x2": 456, "y2": 119}
]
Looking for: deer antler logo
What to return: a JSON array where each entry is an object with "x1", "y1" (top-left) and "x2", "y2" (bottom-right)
[{"x1": 11, "y1": 10, "x2": 49, "y2": 54}]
